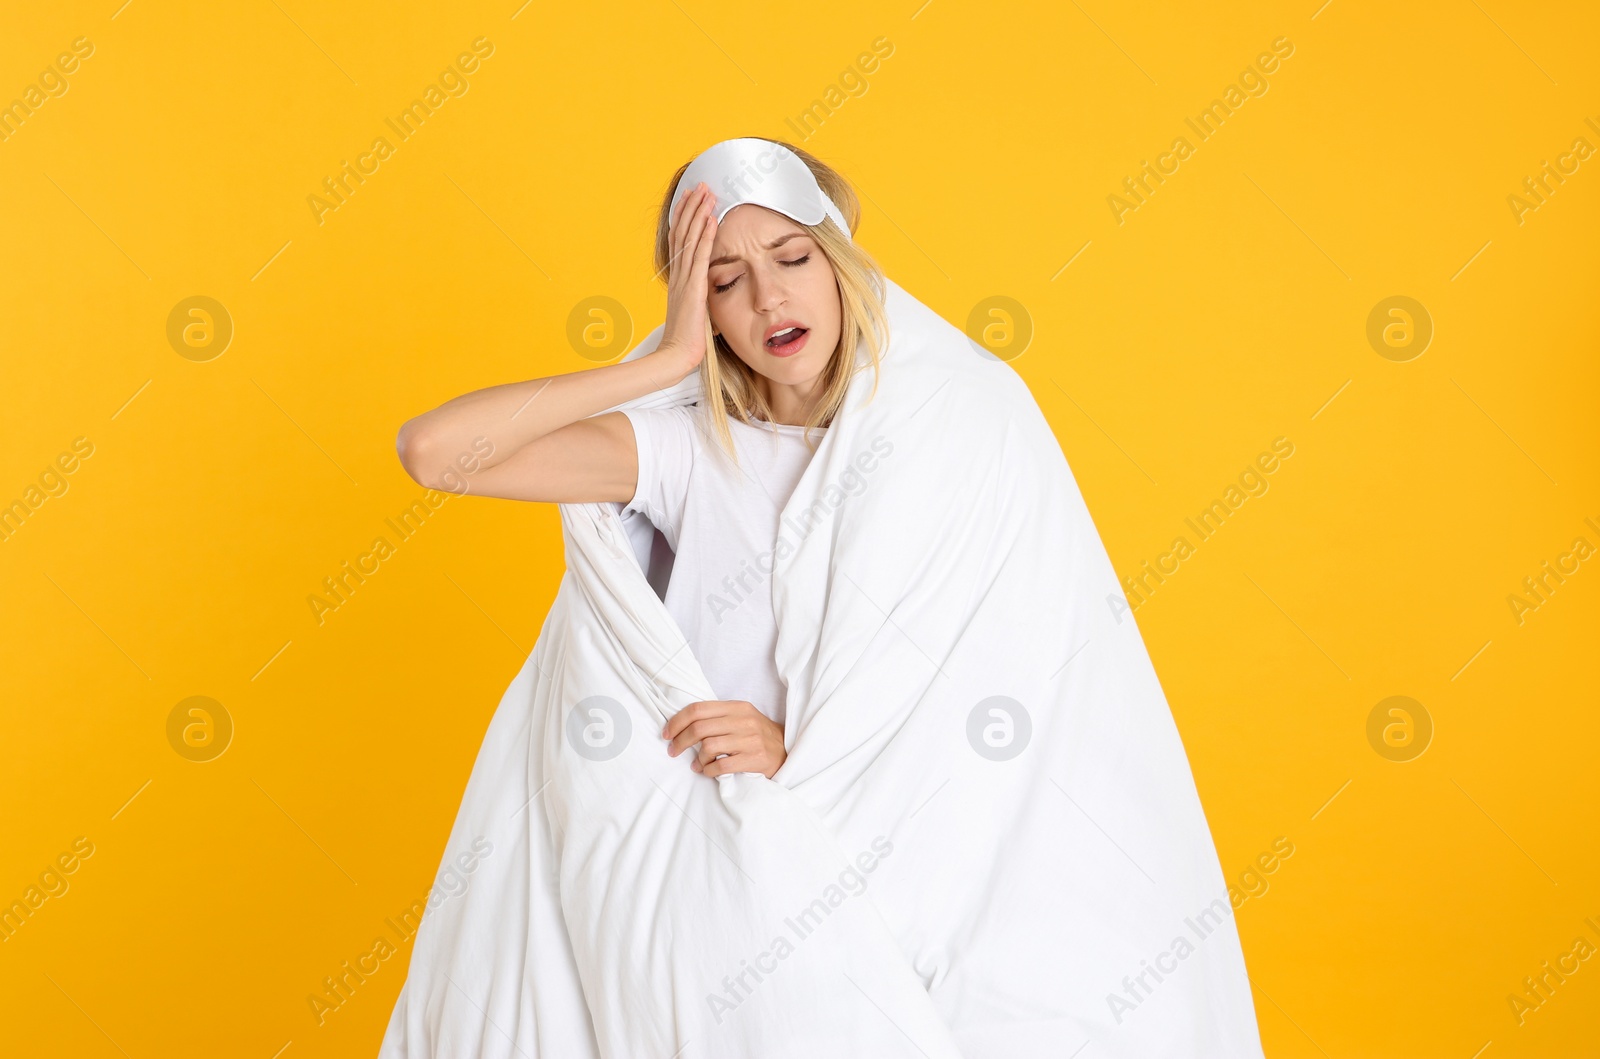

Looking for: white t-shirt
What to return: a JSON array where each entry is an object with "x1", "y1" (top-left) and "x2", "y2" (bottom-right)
[{"x1": 621, "y1": 405, "x2": 826, "y2": 728}]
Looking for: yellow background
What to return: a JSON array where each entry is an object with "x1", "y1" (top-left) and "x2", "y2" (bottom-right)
[{"x1": 3, "y1": 1, "x2": 1597, "y2": 1055}]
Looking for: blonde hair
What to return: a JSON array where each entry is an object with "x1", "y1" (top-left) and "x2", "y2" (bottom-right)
[{"x1": 652, "y1": 139, "x2": 889, "y2": 467}]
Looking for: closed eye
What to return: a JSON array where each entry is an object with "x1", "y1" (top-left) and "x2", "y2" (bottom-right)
[{"x1": 713, "y1": 253, "x2": 812, "y2": 295}]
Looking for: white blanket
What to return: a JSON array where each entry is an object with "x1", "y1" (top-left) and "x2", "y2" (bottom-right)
[{"x1": 378, "y1": 276, "x2": 1265, "y2": 1058}]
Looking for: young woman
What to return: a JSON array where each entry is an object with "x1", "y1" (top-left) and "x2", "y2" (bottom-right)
[{"x1": 395, "y1": 139, "x2": 888, "y2": 784}]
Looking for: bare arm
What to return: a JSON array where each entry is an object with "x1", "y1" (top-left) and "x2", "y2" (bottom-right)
[
  {"x1": 396, "y1": 178, "x2": 724, "y2": 505},
  {"x1": 395, "y1": 350, "x2": 693, "y2": 503}
]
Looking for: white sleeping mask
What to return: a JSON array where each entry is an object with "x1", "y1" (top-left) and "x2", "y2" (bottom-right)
[{"x1": 668, "y1": 138, "x2": 852, "y2": 244}]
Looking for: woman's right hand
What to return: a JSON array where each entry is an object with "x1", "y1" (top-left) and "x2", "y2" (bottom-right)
[{"x1": 656, "y1": 180, "x2": 719, "y2": 378}]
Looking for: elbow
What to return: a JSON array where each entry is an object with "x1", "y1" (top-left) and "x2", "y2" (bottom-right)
[{"x1": 395, "y1": 420, "x2": 439, "y2": 488}]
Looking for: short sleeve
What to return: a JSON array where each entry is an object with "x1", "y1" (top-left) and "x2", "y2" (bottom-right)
[{"x1": 620, "y1": 405, "x2": 695, "y2": 549}]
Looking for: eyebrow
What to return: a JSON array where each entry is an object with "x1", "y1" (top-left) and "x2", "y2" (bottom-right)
[{"x1": 708, "y1": 232, "x2": 810, "y2": 268}]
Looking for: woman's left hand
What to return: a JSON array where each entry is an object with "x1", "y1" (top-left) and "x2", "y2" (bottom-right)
[{"x1": 662, "y1": 700, "x2": 786, "y2": 779}]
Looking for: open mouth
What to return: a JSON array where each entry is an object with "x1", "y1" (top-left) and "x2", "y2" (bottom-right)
[{"x1": 767, "y1": 326, "x2": 808, "y2": 349}]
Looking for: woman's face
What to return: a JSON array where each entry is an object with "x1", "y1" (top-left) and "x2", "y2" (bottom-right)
[{"x1": 704, "y1": 203, "x2": 842, "y2": 391}]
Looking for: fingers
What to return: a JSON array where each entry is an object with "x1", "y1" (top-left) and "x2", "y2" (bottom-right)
[
  {"x1": 692, "y1": 210, "x2": 717, "y2": 272},
  {"x1": 664, "y1": 701, "x2": 771, "y2": 767},
  {"x1": 699, "y1": 749, "x2": 783, "y2": 779},
  {"x1": 668, "y1": 183, "x2": 713, "y2": 279},
  {"x1": 667, "y1": 187, "x2": 696, "y2": 276},
  {"x1": 662, "y1": 699, "x2": 714, "y2": 744},
  {"x1": 670, "y1": 180, "x2": 709, "y2": 227},
  {"x1": 667, "y1": 184, "x2": 716, "y2": 286},
  {"x1": 666, "y1": 716, "x2": 747, "y2": 758},
  {"x1": 693, "y1": 746, "x2": 739, "y2": 776},
  {"x1": 694, "y1": 735, "x2": 737, "y2": 762},
  {"x1": 667, "y1": 697, "x2": 785, "y2": 779},
  {"x1": 677, "y1": 205, "x2": 714, "y2": 287},
  {"x1": 662, "y1": 699, "x2": 737, "y2": 743},
  {"x1": 669, "y1": 181, "x2": 700, "y2": 241},
  {"x1": 699, "y1": 754, "x2": 740, "y2": 778}
]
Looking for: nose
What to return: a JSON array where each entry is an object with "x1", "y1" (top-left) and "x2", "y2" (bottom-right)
[{"x1": 748, "y1": 261, "x2": 788, "y2": 314}]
